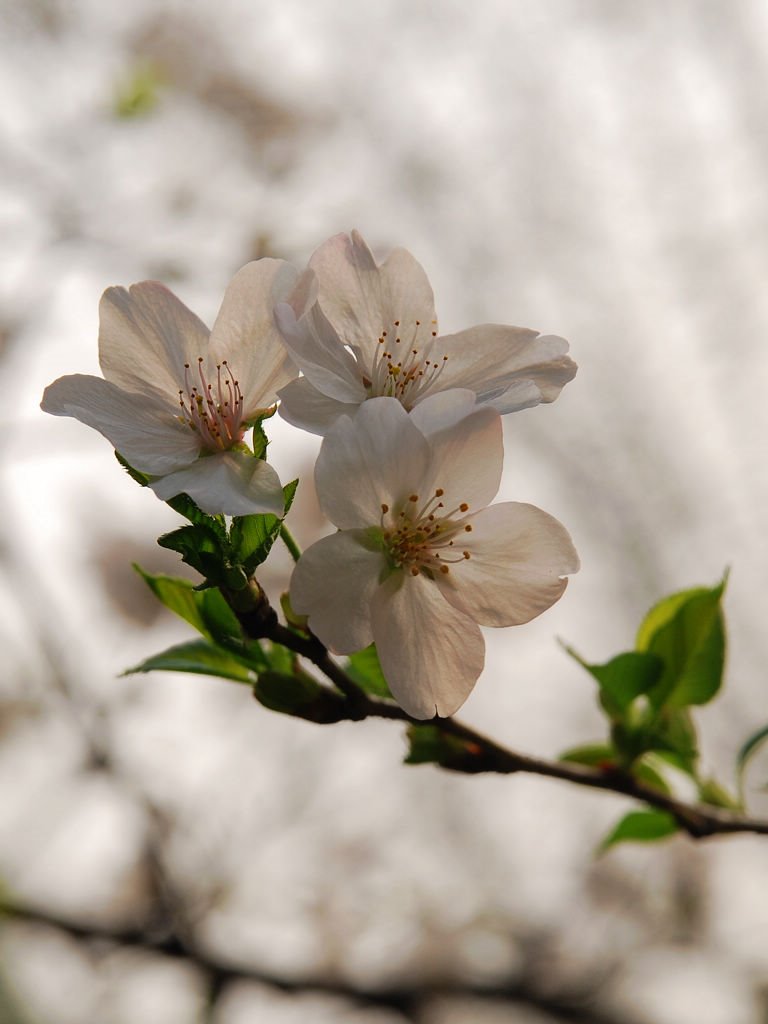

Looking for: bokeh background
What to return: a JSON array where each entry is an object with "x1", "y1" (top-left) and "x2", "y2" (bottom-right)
[{"x1": 2, "y1": 1, "x2": 768, "y2": 1021}]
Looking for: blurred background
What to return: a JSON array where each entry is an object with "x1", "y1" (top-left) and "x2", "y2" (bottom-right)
[{"x1": 1, "y1": 0, "x2": 768, "y2": 1020}]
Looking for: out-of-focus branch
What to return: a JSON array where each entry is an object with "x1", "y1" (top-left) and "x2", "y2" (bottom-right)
[
  {"x1": 261, "y1": 622, "x2": 768, "y2": 841},
  {"x1": 0, "y1": 901, "x2": 642, "y2": 1024}
]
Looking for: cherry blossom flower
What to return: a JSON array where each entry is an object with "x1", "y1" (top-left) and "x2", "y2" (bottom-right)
[
  {"x1": 290, "y1": 393, "x2": 579, "y2": 718},
  {"x1": 42, "y1": 261, "x2": 299, "y2": 516},
  {"x1": 276, "y1": 231, "x2": 577, "y2": 435}
]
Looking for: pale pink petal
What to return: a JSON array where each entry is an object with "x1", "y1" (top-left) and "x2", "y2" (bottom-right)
[
  {"x1": 438, "y1": 502, "x2": 579, "y2": 627},
  {"x1": 98, "y1": 282, "x2": 210, "y2": 399},
  {"x1": 290, "y1": 531, "x2": 383, "y2": 653},
  {"x1": 277, "y1": 377, "x2": 361, "y2": 436},
  {"x1": 315, "y1": 398, "x2": 430, "y2": 529},
  {"x1": 418, "y1": 405, "x2": 503, "y2": 517},
  {"x1": 407, "y1": 389, "x2": 478, "y2": 437},
  {"x1": 436, "y1": 325, "x2": 577, "y2": 411},
  {"x1": 371, "y1": 572, "x2": 484, "y2": 719},
  {"x1": 150, "y1": 451, "x2": 285, "y2": 517},
  {"x1": 208, "y1": 259, "x2": 300, "y2": 415},
  {"x1": 274, "y1": 300, "x2": 365, "y2": 403},
  {"x1": 41, "y1": 373, "x2": 199, "y2": 474},
  {"x1": 309, "y1": 231, "x2": 436, "y2": 364}
]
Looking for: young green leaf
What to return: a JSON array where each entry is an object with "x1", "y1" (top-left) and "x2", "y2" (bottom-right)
[
  {"x1": 251, "y1": 420, "x2": 270, "y2": 460},
  {"x1": 197, "y1": 587, "x2": 244, "y2": 645},
  {"x1": 134, "y1": 567, "x2": 210, "y2": 635},
  {"x1": 230, "y1": 479, "x2": 299, "y2": 574},
  {"x1": 635, "y1": 578, "x2": 727, "y2": 710},
  {"x1": 254, "y1": 671, "x2": 347, "y2": 723},
  {"x1": 134, "y1": 567, "x2": 242, "y2": 645},
  {"x1": 736, "y1": 722, "x2": 768, "y2": 803},
  {"x1": 157, "y1": 523, "x2": 227, "y2": 581},
  {"x1": 642, "y1": 707, "x2": 699, "y2": 774},
  {"x1": 124, "y1": 639, "x2": 256, "y2": 683},
  {"x1": 697, "y1": 777, "x2": 741, "y2": 811},
  {"x1": 404, "y1": 724, "x2": 483, "y2": 770},
  {"x1": 261, "y1": 642, "x2": 295, "y2": 674},
  {"x1": 599, "y1": 809, "x2": 679, "y2": 851},
  {"x1": 559, "y1": 743, "x2": 618, "y2": 769},
  {"x1": 166, "y1": 493, "x2": 228, "y2": 538},
  {"x1": 563, "y1": 645, "x2": 664, "y2": 720},
  {"x1": 345, "y1": 644, "x2": 393, "y2": 699}
]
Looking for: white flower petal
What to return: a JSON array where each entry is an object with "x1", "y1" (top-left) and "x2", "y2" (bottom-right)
[
  {"x1": 371, "y1": 571, "x2": 484, "y2": 719},
  {"x1": 437, "y1": 326, "x2": 577, "y2": 411},
  {"x1": 208, "y1": 259, "x2": 300, "y2": 415},
  {"x1": 315, "y1": 398, "x2": 430, "y2": 529},
  {"x1": 98, "y1": 281, "x2": 210, "y2": 399},
  {"x1": 419, "y1": 405, "x2": 503, "y2": 516},
  {"x1": 309, "y1": 231, "x2": 436, "y2": 362},
  {"x1": 407, "y1": 389, "x2": 478, "y2": 437},
  {"x1": 438, "y1": 502, "x2": 579, "y2": 627},
  {"x1": 274, "y1": 300, "x2": 365, "y2": 403},
  {"x1": 41, "y1": 373, "x2": 199, "y2": 474},
  {"x1": 290, "y1": 531, "x2": 383, "y2": 653},
  {"x1": 150, "y1": 451, "x2": 285, "y2": 517},
  {"x1": 277, "y1": 377, "x2": 361, "y2": 436}
]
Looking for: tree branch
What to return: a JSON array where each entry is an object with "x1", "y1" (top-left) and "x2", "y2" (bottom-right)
[
  {"x1": 0, "y1": 901, "x2": 643, "y2": 1024},
  {"x1": 258, "y1": 620, "x2": 768, "y2": 841}
]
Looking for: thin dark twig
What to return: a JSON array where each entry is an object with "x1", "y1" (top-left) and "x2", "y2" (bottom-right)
[{"x1": 255, "y1": 618, "x2": 768, "y2": 841}]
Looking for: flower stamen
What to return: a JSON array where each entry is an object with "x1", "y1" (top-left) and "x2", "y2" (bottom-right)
[
  {"x1": 359, "y1": 319, "x2": 449, "y2": 409},
  {"x1": 178, "y1": 357, "x2": 245, "y2": 452},
  {"x1": 381, "y1": 485, "x2": 473, "y2": 576}
]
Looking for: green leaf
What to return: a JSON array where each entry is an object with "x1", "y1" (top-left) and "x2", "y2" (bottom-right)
[
  {"x1": 230, "y1": 479, "x2": 299, "y2": 574},
  {"x1": 254, "y1": 671, "x2": 348, "y2": 723},
  {"x1": 135, "y1": 567, "x2": 242, "y2": 645},
  {"x1": 632, "y1": 754, "x2": 673, "y2": 795},
  {"x1": 261, "y1": 642, "x2": 295, "y2": 674},
  {"x1": 158, "y1": 523, "x2": 227, "y2": 581},
  {"x1": 345, "y1": 644, "x2": 392, "y2": 699},
  {"x1": 404, "y1": 724, "x2": 484, "y2": 770},
  {"x1": 124, "y1": 639, "x2": 255, "y2": 683},
  {"x1": 642, "y1": 707, "x2": 699, "y2": 774},
  {"x1": 166, "y1": 493, "x2": 227, "y2": 539},
  {"x1": 636, "y1": 577, "x2": 727, "y2": 709},
  {"x1": 249, "y1": 405, "x2": 278, "y2": 460},
  {"x1": 254, "y1": 671, "x2": 322, "y2": 711},
  {"x1": 134, "y1": 567, "x2": 210, "y2": 635},
  {"x1": 736, "y1": 722, "x2": 768, "y2": 799},
  {"x1": 559, "y1": 743, "x2": 618, "y2": 769},
  {"x1": 115, "y1": 451, "x2": 150, "y2": 486},
  {"x1": 197, "y1": 587, "x2": 243, "y2": 645},
  {"x1": 697, "y1": 777, "x2": 741, "y2": 811},
  {"x1": 565, "y1": 646, "x2": 664, "y2": 720},
  {"x1": 251, "y1": 421, "x2": 269, "y2": 460},
  {"x1": 599, "y1": 809, "x2": 679, "y2": 851}
]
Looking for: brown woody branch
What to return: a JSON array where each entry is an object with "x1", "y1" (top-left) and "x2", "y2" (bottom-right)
[{"x1": 259, "y1": 622, "x2": 768, "y2": 841}]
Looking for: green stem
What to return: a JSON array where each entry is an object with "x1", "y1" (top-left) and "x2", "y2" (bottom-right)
[{"x1": 279, "y1": 523, "x2": 302, "y2": 563}]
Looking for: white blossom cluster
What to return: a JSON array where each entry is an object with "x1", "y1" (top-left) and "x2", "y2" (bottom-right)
[{"x1": 42, "y1": 231, "x2": 579, "y2": 718}]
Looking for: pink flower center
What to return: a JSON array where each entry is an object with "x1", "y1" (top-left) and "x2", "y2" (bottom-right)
[
  {"x1": 361, "y1": 319, "x2": 449, "y2": 410},
  {"x1": 178, "y1": 357, "x2": 245, "y2": 452},
  {"x1": 380, "y1": 488, "x2": 473, "y2": 577}
]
